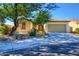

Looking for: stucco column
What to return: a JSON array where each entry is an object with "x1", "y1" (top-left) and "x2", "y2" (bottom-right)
[{"x1": 44, "y1": 23, "x2": 48, "y2": 33}]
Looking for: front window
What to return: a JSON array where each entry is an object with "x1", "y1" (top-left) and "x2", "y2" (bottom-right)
[{"x1": 21, "y1": 22, "x2": 26, "y2": 29}]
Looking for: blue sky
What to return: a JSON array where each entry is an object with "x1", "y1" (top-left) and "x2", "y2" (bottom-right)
[
  {"x1": 5, "y1": 3, "x2": 79, "y2": 25},
  {"x1": 52, "y1": 3, "x2": 79, "y2": 20}
]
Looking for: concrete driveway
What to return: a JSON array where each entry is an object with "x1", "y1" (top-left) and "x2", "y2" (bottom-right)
[{"x1": 0, "y1": 32, "x2": 79, "y2": 56}]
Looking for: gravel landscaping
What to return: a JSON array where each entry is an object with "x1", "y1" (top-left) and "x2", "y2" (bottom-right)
[{"x1": 0, "y1": 32, "x2": 79, "y2": 56}]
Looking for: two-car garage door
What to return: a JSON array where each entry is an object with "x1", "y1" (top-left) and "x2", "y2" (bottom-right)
[{"x1": 48, "y1": 24, "x2": 66, "y2": 32}]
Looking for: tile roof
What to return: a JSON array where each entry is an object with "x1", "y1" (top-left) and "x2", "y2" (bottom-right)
[{"x1": 49, "y1": 20, "x2": 70, "y2": 22}]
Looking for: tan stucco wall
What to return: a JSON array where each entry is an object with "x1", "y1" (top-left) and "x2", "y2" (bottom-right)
[{"x1": 16, "y1": 21, "x2": 33, "y2": 34}]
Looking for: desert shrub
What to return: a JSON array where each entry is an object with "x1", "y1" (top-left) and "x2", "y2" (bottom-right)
[
  {"x1": 0, "y1": 26, "x2": 5, "y2": 34},
  {"x1": 0, "y1": 25, "x2": 11, "y2": 35},
  {"x1": 29, "y1": 27, "x2": 36, "y2": 36},
  {"x1": 75, "y1": 28, "x2": 79, "y2": 34}
]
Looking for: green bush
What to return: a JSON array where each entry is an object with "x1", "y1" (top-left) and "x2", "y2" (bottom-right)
[
  {"x1": 0, "y1": 26, "x2": 5, "y2": 34},
  {"x1": 0, "y1": 26, "x2": 11, "y2": 35},
  {"x1": 75, "y1": 28, "x2": 79, "y2": 34},
  {"x1": 29, "y1": 27, "x2": 36, "y2": 36}
]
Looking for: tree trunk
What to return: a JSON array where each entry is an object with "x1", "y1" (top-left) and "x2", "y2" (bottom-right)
[
  {"x1": 38, "y1": 25, "x2": 44, "y2": 33},
  {"x1": 9, "y1": 3, "x2": 18, "y2": 36},
  {"x1": 33, "y1": 23, "x2": 36, "y2": 29},
  {"x1": 9, "y1": 20, "x2": 18, "y2": 36},
  {"x1": 41, "y1": 25, "x2": 44, "y2": 32}
]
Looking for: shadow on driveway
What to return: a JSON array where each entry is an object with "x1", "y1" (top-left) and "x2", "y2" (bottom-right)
[{"x1": 3, "y1": 42, "x2": 79, "y2": 56}]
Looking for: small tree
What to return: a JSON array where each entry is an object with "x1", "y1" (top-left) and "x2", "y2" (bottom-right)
[
  {"x1": 0, "y1": 3, "x2": 58, "y2": 36},
  {"x1": 34, "y1": 11, "x2": 50, "y2": 35}
]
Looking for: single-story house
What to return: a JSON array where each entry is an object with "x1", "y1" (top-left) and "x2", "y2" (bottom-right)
[
  {"x1": 4, "y1": 19, "x2": 79, "y2": 34},
  {"x1": 16, "y1": 19, "x2": 79, "y2": 33}
]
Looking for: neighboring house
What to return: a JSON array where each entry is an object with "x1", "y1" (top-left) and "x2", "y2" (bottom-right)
[
  {"x1": 68, "y1": 20, "x2": 79, "y2": 32},
  {"x1": 4, "y1": 19, "x2": 79, "y2": 34}
]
